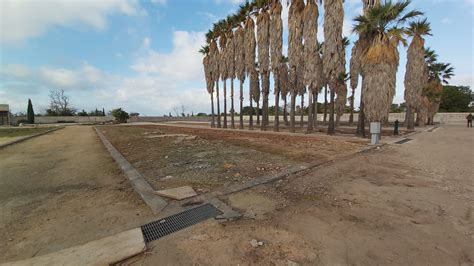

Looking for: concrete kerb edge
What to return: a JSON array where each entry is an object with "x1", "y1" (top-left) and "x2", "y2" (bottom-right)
[
  {"x1": 0, "y1": 127, "x2": 64, "y2": 149},
  {"x1": 93, "y1": 126, "x2": 168, "y2": 215}
]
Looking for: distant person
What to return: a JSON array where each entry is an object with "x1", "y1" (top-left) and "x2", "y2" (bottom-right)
[{"x1": 467, "y1": 113, "x2": 473, "y2": 128}]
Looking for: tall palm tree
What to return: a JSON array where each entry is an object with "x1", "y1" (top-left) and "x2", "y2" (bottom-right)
[
  {"x1": 235, "y1": 24, "x2": 246, "y2": 130},
  {"x1": 404, "y1": 19, "x2": 431, "y2": 131},
  {"x1": 353, "y1": 0, "x2": 422, "y2": 124},
  {"x1": 257, "y1": 8, "x2": 270, "y2": 131},
  {"x1": 270, "y1": 0, "x2": 283, "y2": 132},
  {"x1": 312, "y1": 41, "x2": 324, "y2": 129},
  {"x1": 209, "y1": 39, "x2": 221, "y2": 128},
  {"x1": 420, "y1": 61, "x2": 454, "y2": 125},
  {"x1": 219, "y1": 33, "x2": 229, "y2": 128},
  {"x1": 323, "y1": 0, "x2": 344, "y2": 135},
  {"x1": 353, "y1": 0, "x2": 380, "y2": 136},
  {"x1": 226, "y1": 29, "x2": 236, "y2": 129},
  {"x1": 288, "y1": 0, "x2": 305, "y2": 133},
  {"x1": 245, "y1": 16, "x2": 257, "y2": 130},
  {"x1": 280, "y1": 56, "x2": 290, "y2": 126},
  {"x1": 200, "y1": 45, "x2": 215, "y2": 128},
  {"x1": 335, "y1": 37, "x2": 350, "y2": 128},
  {"x1": 349, "y1": 40, "x2": 361, "y2": 125}
]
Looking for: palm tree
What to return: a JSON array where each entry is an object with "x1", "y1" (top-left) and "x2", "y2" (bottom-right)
[
  {"x1": 219, "y1": 33, "x2": 229, "y2": 128},
  {"x1": 257, "y1": 8, "x2": 270, "y2": 131},
  {"x1": 270, "y1": 0, "x2": 283, "y2": 132},
  {"x1": 323, "y1": 0, "x2": 345, "y2": 135},
  {"x1": 200, "y1": 45, "x2": 215, "y2": 128},
  {"x1": 235, "y1": 24, "x2": 246, "y2": 130},
  {"x1": 288, "y1": 0, "x2": 305, "y2": 133},
  {"x1": 335, "y1": 37, "x2": 350, "y2": 128},
  {"x1": 280, "y1": 56, "x2": 290, "y2": 126},
  {"x1": 312, "y1": 41, "x2": 324, "y2": 129},
  {"x1": 420, "y1": 61, "x2": 454, "y2": 125},
  {"x1": 404, "y1": 19, "x2": 431, "y2": 131},
  {"x1": 226, "y1": 28, "x2": 236, "y2": 129},
  {"x1": 353, "y1": 0, "x2": 380, "y2": 136},
  {"x1": 353, "y1": 0, "x2": 422, "y2": 125},
  {"x1": 245, "y1": 16, "x2": 257, "y2": 130},
  {"x1": 209, "y1": 39, "x2": 221, "y2": 128}
]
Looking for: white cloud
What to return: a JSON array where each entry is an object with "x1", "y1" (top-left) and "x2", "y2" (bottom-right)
[
  {"x1": 151, "y1": 0, "x2": 167, "y2": 5},
  {"x1": 441, "y1": 17, "x2": 453, "y2": 24},
  {"x1": 0, "y1": 0, "x2": 144, "y2": 43},
  {"x1": 131, "y1": 31, "x2": 206, "y2": 81},
  {"x1": 0, "y1": 64, "x2": 31, "y2": 78}
]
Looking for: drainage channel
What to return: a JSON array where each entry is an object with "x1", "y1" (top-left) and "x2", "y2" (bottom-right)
[
  {"x1": 394, "y1": 138, "x2": 413, "y2": 144},
  {"x1": 141, "y1": 203, "x2": 223, "y2": 243}
]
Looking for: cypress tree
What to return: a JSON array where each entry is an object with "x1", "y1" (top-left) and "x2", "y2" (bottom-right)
[{"x1": 27, "y1": 99, "x2": 35, "y2": 124}]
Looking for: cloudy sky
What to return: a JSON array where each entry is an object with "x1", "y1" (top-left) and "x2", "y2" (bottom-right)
[{"x1": 1, "y1": 0, "x2": 473, "y2": 115}]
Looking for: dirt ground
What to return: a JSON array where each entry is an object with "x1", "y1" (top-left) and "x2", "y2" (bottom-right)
[
  {"x1": 0, "y1": 127, "x2": 54, "y2": 145},
  {"x1": 98, "y1": 125, "x2": 366, "y2": 193},
  {"x1": 0, "y1": 126, "x2": 153, "y2": 263},
  {"x1": 125, "y1": 125, "x2": 473, "y2": 265}
]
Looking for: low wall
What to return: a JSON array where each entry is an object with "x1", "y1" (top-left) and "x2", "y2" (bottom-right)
[
  {"x1": 128, "y1": 116, "x2": 211, "y2": 123},
  {"x1": 150, "y1": 113, "x2": 469, "y2": 125},
  {"x1": 12, "y1": 116, "x2": 115, "y2": 125}
]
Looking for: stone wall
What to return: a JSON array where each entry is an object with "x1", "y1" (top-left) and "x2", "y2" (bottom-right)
[{"x1": 12, "y1": 116, "x2": 115, "y2": 125}]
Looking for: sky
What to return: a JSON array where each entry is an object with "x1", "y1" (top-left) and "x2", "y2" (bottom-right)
[{"x1": 1, "y1": 0, "x2": 473, "y2": 115}]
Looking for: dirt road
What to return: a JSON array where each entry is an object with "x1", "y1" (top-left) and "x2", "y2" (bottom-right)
[
  {"x1": 0, "y1": 126, "x2": 153, "y2": 263},
  {"x1": 127, "y1": 125, "x2": 473, "y2": 265}
]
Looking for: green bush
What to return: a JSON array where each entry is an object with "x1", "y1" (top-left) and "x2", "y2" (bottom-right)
[{"x1": 111, "y1": 108, "x2": 130, "y2": 123}]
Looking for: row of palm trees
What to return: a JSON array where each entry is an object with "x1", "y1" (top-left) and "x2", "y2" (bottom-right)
[{"x1": 200, "y1": 0, "x2": 454, "y2": 135}]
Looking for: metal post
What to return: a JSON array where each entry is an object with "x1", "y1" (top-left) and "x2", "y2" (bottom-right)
[{"x1": 370, "y1": 122, "x2": 381, "y2": 145}]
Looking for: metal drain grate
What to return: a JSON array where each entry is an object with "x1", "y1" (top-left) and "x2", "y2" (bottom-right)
[
  {"x1": 141, "y1": 203, "x2": 222, "y2": 243},
  {"x1": 395, "y1": 138, "x2": 413, "y2": 144}
]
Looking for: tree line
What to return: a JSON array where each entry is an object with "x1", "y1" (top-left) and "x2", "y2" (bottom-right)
[{"x1": 200, "y1": 0, "x2": 458, "y2": 135}]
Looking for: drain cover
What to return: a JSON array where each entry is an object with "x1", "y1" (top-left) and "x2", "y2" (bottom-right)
[
  {"x1": 395, "y1": 138, "x2": 412, "y2": 144},
  {"x1": 141, "y1": 203, "x2": 222, "y2": 243}
]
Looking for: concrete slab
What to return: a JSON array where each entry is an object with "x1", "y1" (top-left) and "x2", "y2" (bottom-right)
[
  {"x1": 3, "y1": 228, "x2": 145, "y2": 266},
  {"x1": 155, "y1": 186, "x2": 197, "y2": 200}
]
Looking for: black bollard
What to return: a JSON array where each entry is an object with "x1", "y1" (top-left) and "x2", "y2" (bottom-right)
[{"x1": 394, "y1": 119, "x2": 399, "y2": 135}]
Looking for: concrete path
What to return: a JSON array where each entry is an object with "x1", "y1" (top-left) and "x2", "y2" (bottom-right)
[{"x1": 0, "y1": 126, "x2": 154, "y2": 263}]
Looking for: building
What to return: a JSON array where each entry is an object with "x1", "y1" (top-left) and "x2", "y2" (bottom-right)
[{"x1": 0, "y1": 104, "x2": 11, "y2": 125}]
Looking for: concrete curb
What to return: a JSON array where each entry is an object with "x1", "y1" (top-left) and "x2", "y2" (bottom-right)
[
  {"x1": 0, "y1": 127, "x2": 63, "y2": 149},
  {"x1": 93, "y1": 127, "x2": 168, "y2": 215}
]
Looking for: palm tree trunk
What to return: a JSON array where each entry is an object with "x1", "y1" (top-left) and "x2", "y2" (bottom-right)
[
  {"x1": 349, "y1": 87, "x2": 355, "y2": 124},
  {"x1": 274, "y1": 75, "x2": 280, "y2": 132},
  {"x1": 323, "y1": 86, "x2": 328, "y2": 123},
  {"x1": 307, "y1": 90, "x2": 313, "y2": 133},
  {"x1": 230, "y1": 78, "x2": 235, "y2": 129},
  {"x1": 313, "y1": 91, "x2": 318, "y2": 128},
  {"x1": 283, "y1": 96, "x2": 289, "y2": 126},
  {"x1": 223, "y1": 80, "x2": 227, "y2": 128},
  {"x1": 406, "y1": 105, "x2": 415, "y2": 130},
  {"x1": 261, "y1": 74, "x2": 269, "y2": 131},
  {"x1": 216, "y1": 80, "x2": 221, "y2": 128},
  {"x1": 211, "y1": 91, "x2": 215, "y2": 128},
  {"x1": 249, "y1": 92, "x2": 254, "y2": 130},
  {"x1": 356, "y1": 89, "x2": 366, "y2": 137},
  {"x1": 290, "y1": 93, "x2": 296, "y2": 133},
  {"x1": 327, "y1": 87, "x2": 336, "y2": 135},
  {"x1": 300, "y1": 94, "x2": 304, "y2": 127},
  {"x1": 239, "y1": 80, "x2": 244, "y2": 129},
  {"x1": 256, "y1": 101, "x2": 260, "y2": 125}
]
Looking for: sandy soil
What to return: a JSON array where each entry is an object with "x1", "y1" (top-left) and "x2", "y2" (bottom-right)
[
  {"x1": 125, "y1": 125, "x2": 473, "y2": 265},
  {"x1": 0, "y1": 126, "x2": 153, "y2": 263},
  {"x1": 98, "y1": 125, "x2": 366, "y2": 193}
]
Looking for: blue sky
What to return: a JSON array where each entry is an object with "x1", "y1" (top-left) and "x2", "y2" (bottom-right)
[{"x1": 1, "y1": 0, "x2": 473, "y2": 115}]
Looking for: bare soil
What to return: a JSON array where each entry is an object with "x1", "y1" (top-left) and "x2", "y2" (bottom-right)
[
  {"x1": 97, "y1": 125, "x2": 366, "y2": 193},
  {"x1": 0, "y1": 126, "x2": 153, "y2": 263},
  {"x1": 125, "y1": 125, "x2": 473, "y2": 265}
]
